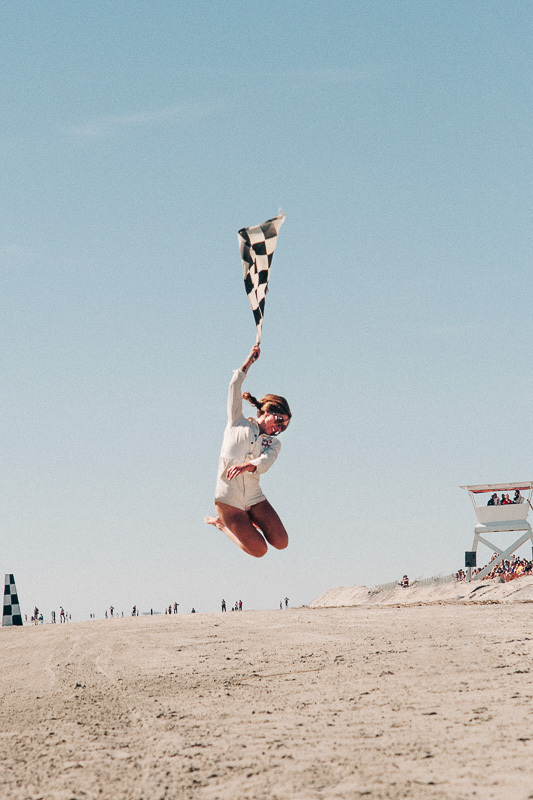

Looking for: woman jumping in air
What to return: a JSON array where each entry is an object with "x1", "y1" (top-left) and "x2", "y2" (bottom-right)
[{"x1": 206, "y1": 345, "x2": 291, "y2": 557}]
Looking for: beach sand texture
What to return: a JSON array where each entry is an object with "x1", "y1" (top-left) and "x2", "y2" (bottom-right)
[{"x1": 2, "y1": 602, "x2": 533, "y2": 800}]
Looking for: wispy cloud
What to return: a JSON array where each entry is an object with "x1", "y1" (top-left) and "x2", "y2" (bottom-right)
[
  {"x1": 69, "y1": 69, "x2": 373, "y2": 139},
  {"x1": 70, "y1": 99, "x2": 230, "y2": 139}
]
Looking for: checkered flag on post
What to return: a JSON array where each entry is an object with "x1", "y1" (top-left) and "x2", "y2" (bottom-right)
[
  {"x1": 238, "y1": 213, "x2": 285, "y2": 345},
  {"x1": 3, "y1": 574, "x2": 23, "y2": 626}
]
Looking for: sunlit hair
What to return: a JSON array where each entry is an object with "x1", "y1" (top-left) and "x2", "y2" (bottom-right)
[{"x1": 242, "y1": 392, "x2": 292, "y2": 429}]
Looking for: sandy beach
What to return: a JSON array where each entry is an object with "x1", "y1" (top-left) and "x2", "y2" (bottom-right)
[{"x1": 2, "y1": 599, "x2": 533, "y2": 800}]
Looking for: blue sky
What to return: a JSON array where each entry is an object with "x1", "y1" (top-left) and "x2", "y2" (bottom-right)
[{"x1": 2, "y1": 1, "x2": 533, "y2": 619}]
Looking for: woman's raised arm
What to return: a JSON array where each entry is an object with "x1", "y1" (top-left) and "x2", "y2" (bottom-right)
[
  {"x1": 240, "y1": 344, "x2": 260, "y2": 374},
  {"x1": 226, "y1": 345, "x2": 261, "y2": 425}
]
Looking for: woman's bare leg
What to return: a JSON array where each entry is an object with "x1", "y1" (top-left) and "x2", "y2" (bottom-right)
[
  {"x1": 213, "y1": 502, "x2": 268, "y2": 558},
  {"x1": 248, "y1": 499, "x2": 288, "y2": 550}
]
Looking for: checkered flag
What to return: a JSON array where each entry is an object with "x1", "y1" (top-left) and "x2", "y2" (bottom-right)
[
  {"x1": 3, "y1": 574, "x2": 23, "y2": 626},
  {"x1": 238, "y1": 213, "x2": 285, "y2": 344}
]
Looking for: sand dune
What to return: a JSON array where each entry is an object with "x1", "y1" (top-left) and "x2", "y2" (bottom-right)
[
  {"x1": 2, "y1": 604, "x2": 533, "y2": 799},
  {"x1": 310, "y1": 574, "x2": 533, "y2": 608}
]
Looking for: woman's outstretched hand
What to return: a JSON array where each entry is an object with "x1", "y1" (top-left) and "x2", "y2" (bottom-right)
[
  {"x1": 241, "y1": 345, "x2": 260, "y2": 373},
  {"x1": 227, "y1": 463, "x2": 257, "y2": 481}
]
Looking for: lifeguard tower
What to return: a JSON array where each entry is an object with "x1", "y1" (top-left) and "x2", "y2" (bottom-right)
[{"x1": 460, "y1": 482, "x2": 533, "y2": 580}]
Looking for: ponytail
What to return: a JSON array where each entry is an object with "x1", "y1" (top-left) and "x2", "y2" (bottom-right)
[
  {"x1": 242, "y1": 391, "x2": 263, "y2": 412},
  {"x1": 243, "y1": 391, "x2": 292, "y2": 422}
]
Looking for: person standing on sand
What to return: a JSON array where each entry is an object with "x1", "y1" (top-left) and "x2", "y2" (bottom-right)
[{"x1": 206, "y1": 345, "x2": 292, "y2": 558}]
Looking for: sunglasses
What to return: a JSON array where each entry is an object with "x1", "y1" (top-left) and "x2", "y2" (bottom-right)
[{"x1": 272, "y1": 413, "x2": 290, "y2": 430}]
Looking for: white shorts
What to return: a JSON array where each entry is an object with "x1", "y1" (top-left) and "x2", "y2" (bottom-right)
[{"x1": 215, "y1": 458, "x2": 266, "y2": 511}]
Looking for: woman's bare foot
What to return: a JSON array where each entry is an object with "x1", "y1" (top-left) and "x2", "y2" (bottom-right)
[
  {"x1": 205, "y1": 515, "x2": 262, "y2": 534},
  {"x1": 205, "y1": 515, "x2": 231, "y2": 534}
]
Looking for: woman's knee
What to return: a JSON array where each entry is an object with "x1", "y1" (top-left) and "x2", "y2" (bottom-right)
[
  {"x1": 249, "y1": 538, "x2": 269, "y2": 558},
  {"x1": 233, "y1": 522, "x2": 268, "y2": 557},
  {"x1": 261, "y1": 519, "x2": 288, "y2": 550},
  {"x1": 248, "y1": 501, "x2": 288, "y2": 551},
  {"x1": 273, "y1": 532, "x2": 289, "y2": 550}
]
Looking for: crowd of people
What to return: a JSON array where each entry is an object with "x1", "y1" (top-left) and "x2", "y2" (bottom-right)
[
  {"x1": 455, "y1": 553, "x2": 533, "y2": 582},
  {"x1": 487, "y1": 490, "x2": 525, "y2": 505}
]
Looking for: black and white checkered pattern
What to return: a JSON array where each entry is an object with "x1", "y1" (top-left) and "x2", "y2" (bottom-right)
[
  {"x1": 238, "y1": 213, "x2": 285, "y2": 344},
  {"x1": 3, "y1": 574, "x2": 23, "y2": 626}
]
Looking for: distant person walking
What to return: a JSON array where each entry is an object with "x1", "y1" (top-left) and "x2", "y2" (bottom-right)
[{"x1": 221, "y1": 599, "x2": 226, "y2": 612}]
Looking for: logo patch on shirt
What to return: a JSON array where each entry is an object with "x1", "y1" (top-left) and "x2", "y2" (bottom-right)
[{"x1": 261, "y1": 436, "x2": 274, "y2": 449}]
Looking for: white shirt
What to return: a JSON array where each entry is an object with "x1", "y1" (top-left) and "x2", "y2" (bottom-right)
[
  {"x1": 219, "y1": 369, "x2": 281, "y2": 472},
  {"x1": 215, "y1": 369, "x2": 281, "y2": 509}
]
